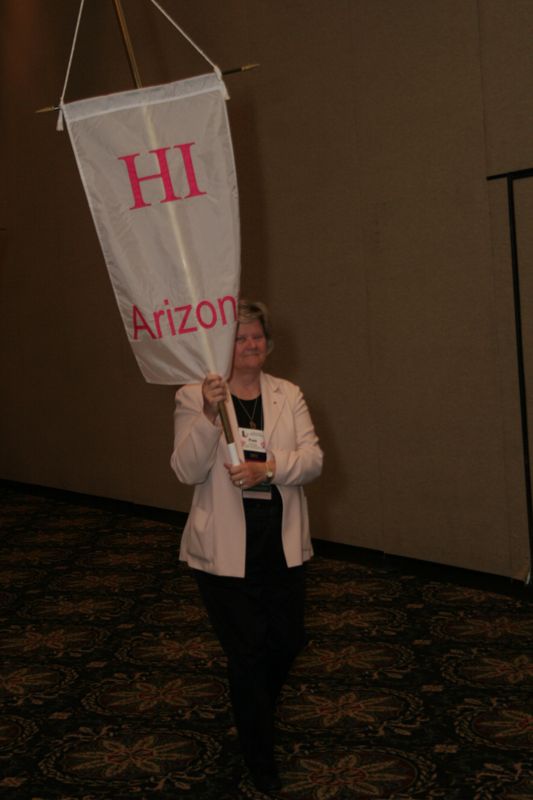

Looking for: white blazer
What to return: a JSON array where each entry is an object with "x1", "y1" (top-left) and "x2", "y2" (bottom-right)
[{"x1": 171, "y1": 372, "x2": 323, "y2": 577}]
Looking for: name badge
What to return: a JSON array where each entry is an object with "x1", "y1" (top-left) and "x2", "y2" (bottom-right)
[{"x1": 239, "y1": 426, "x2": 271, "y2": 500}]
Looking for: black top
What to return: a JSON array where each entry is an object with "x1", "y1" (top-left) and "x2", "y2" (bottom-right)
[
  {"x1": 232, "y1": 393, "x2": 263, "y2": 431},
  {"x1": 231, "y1": 393, "x2": 282, "y2": 509}
]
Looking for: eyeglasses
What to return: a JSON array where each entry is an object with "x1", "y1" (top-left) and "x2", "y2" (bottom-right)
[{"x1": 235, "y1": 334, "x2": 265, "y2": 344}]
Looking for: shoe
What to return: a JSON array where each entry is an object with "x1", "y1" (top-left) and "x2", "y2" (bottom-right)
[{"x1": 249, "y1": 763, "x2": 282, "y2": 793}]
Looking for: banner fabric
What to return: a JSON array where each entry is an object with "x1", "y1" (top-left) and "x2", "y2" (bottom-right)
[{"x1": 61, "y1": 73, "x2": 240, "y2": 384}]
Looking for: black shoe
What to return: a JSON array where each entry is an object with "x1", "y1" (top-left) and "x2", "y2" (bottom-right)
[{"x1": 249, "y1": 763, "x2": 282, "y2": 793}]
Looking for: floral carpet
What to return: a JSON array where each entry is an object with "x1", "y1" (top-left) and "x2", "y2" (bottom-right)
[{"x1": 0, "y1": 482, "x2": 532, "y2": 799}]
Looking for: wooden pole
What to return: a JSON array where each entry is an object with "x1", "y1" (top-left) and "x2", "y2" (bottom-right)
[{"x1": 112, "y1": 0, "x2": 143, "y2": 89}]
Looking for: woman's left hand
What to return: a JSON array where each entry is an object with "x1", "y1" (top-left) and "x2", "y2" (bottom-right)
[{"x1": 224, "y1": 460, "x2": 272, "y2": 490}]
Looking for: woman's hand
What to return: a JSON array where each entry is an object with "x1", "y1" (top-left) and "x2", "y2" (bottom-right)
[
  {"x1": 224, "y1": 459, "x2": 275, "y2": 490},
  {"x1": 202, "y1": 373, "x2": 227, "y2": 424}
]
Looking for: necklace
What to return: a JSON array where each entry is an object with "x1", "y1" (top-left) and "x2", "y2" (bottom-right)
[{"x1": 234, "y1": 395, "x2": 261, "y2": 429}]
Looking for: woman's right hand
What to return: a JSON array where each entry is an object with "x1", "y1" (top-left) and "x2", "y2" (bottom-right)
[{"x1": 202, "y1": 373, "x2": 227, "y2": 423}]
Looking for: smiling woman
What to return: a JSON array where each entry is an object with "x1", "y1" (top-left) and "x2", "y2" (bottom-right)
[
  {"x1": 170, "y1": 299, "x2": 323, "y2": 792},
  {"x1": 231, "y1": 318, "x2": 268, "y2": 388}
]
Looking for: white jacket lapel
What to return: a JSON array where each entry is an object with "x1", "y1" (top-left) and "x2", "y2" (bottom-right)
[{"x1": 261, "y1": 372, "x2": 285, "y2": 447}]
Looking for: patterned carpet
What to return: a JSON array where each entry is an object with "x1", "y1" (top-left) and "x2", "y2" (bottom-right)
[{"x1": 0, "y1": 482, "x2": 532, "y2": 799}]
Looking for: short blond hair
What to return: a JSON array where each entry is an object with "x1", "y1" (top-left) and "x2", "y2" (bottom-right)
[{"x1": 238, "y1": 299, "x2": 273, "y2": 353}]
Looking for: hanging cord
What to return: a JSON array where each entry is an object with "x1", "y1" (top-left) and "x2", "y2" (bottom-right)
[
  {"x1": 49, "y1": 0, "x2": 239, "y2": 125},
  {"x1": 148, "y1": 0, "x2": 223, "y2": 81},
  {"x1": 56, "y1": 0, "x2": 86, "y2": 131}
]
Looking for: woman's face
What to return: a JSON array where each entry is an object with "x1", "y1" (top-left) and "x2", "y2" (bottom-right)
[{"x1": 232, "y1": 319, "x2": 268, "y2": 375}]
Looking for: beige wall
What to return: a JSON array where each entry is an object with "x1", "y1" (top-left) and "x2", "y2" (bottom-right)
[{"x1": 1, "y1": 1, "x2": 532, "y2": 579}]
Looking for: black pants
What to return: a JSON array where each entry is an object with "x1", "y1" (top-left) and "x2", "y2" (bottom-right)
[{"x1": 194, "y1": 499, "x2": 306, "y2": 770}]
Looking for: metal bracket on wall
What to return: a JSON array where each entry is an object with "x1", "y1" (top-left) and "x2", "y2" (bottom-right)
[{"x1": 487, "y1": 166, "x2": 533, "y2": 581}]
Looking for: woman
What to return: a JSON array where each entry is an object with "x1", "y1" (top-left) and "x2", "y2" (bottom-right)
[{"x1": 170, "y1": 300, "x2": 323, "y2": 793}]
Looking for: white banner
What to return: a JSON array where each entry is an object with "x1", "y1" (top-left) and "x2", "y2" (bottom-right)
[{"x1": 61, "y1": 73, "x2": 240, "y2": 384}]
